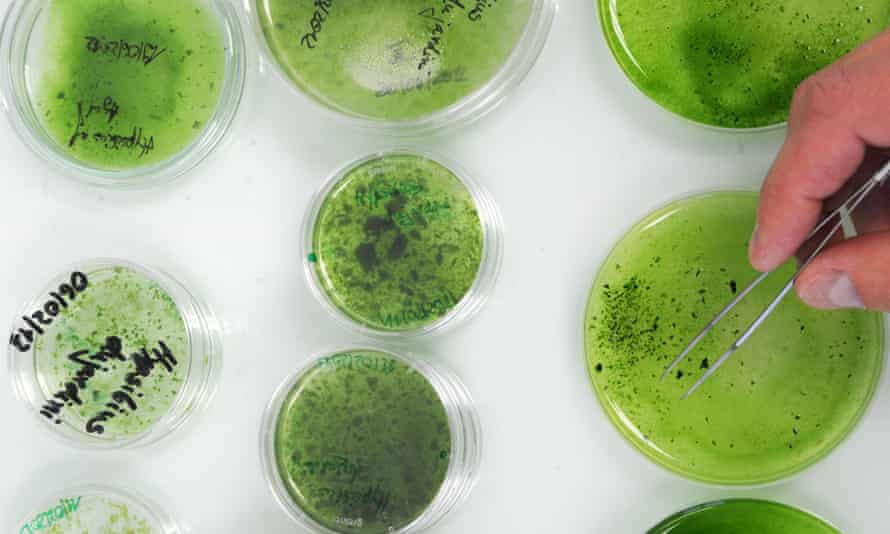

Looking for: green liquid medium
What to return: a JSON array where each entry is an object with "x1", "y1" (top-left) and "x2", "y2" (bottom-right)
[
  {"x1": 32, "y1": 0, "x2": 226, "y2": 170},
  {"x1": 311, "y1": 154, "x2": 483, "y2": 332},
  {"x1": 584, "y1": 192, "x2": 884, "y2": 485},
  {"x1": 599, "y1": 1, "x2": 890, "y2": 128},
  {"x1": 34, "y1": 266, "x2": 189, "y2": 440},
  {"x1": 274, "y1": 350, "x2": 452, "y2": 534},
  {"x1": 649, "y1": 500, "x2": 838, "y2": 534},
  {"x1": 257, "y1": 0, "x2": 533, "y2": 121}
]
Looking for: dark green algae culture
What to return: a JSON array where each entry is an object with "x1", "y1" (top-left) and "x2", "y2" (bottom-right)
[
  {"x1": 584, "y1": 192, "x2": 884, "y2": 485},
  {"x1": 310, "y1": 154, "x2": 484, "y2": 332},
  {"x1": 256, "y1": 0, "x2": 533, "y2": 121},
  {"x1": 600, "y1": 1, "x2": 890, "y2": 128},
  {"x1": 274, "y1": 350, "x2": 452, "y2": 533},
  {"x1": 648, "y1": 500, "x2": 838, "y2": 534},
  {"x1": 33, "y1": 266, "x2": 189, "y2": 441},
  {"x1": 33, "y1": 0, "x2": 225, "y2": 170}
]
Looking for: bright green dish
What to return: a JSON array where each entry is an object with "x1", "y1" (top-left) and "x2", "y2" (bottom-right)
[
  {"x1": 649, "y1": 500, "x2": 838, "y2": 534},
  {"x1": 599, "y1": 1, "x2": 890, "y2": 128},
  {"x1": 584, "y1": 191, "x2": 885, "y2": 485}
]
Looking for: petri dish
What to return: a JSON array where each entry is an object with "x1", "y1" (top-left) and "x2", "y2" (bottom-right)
[
  {"x1": 303, "y1": 151, "x2": 503, "y2": 338},
  {"x1": 0, "y1": 0, "x2": 247, "y2": 186},
  {"x1": 261, "y1": 348, "x2": 481, "y2": 534},
  {"x1": 16, "y1": 484, "x2": 181, "y2": 534},
  {"x1": 598, "y1": 1, "x2": 890, "y2": 129},
  {"x1": 583, "y1": 191, "x2": 885, "y2": 485},
  {"x1": 648, "y1": 499, "x2": 839, "y2": 534},
  {"x1": 8, "y1": 259, "x2": 220, "y2": 449},
  {"x1": 252, "y1": 0, "x2": 554, "y2": 131}
]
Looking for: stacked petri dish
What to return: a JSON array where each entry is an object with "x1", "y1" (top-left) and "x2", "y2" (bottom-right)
[
  {"x1": 303, "y1": 150, "x2": 503, "y2": 339},
  {"x1": 582, "y1": 191, "x2": 886, "y2": 485},
  {"x1": 16, "y1": 485, "x2": 182, "y2": 534},
  {"x1": 251, "y1": 0, "x2": 555, "y2": 132},
  {"x1": 598, "y1": 1, "x2": 890, "y2": 130},
  {"x1": 261, "y1": 347, "x2": 481, "y2": 534},
  {"x1": 8, "y1": 259, "x2": 221, "y2": 449},
  {"x1": 0, "y1": 0, "x2": 247, "y2": 186}
]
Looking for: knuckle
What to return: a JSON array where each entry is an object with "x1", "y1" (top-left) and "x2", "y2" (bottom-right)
[{"x1": 791, "y1": 66, "x2": 854, "y2": 120}]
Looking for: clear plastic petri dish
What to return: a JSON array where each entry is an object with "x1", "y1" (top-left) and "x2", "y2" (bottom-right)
[
  {"x1": 583, "y1": 190, "x2": 885, "y2": 486},
  {"x1": 249, "y1": 0, "x2": 555, "y2": 133},
  {"x1": 597, "y1": 0, "x2": 890, "y2": 130},
  {"x1": 0, "y1": 0, "x2": 248, "y2": 187},
  {"x1": 647, "y1": 499, "x2": 839, "y2": 534},
  {"x1": 7, "y1": 259, "x2": 221, "y2": 449},
  {"x1": 16, "y1": 484, "x2": 182, "y2": 534},
  {"x1": 260, "y1": 347, "x2": 482, "y2": 534},
  {"x1": 302, "y1": 150, "x2": 503, "y2": 339}
]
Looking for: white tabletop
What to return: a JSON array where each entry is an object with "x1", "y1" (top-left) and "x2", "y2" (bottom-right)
[{"x1": 1, "y1": 0, "x2": 888, "y2": 532}]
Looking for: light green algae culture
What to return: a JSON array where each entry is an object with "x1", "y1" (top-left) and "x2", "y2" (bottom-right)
[
  {"x1": 274, "y1": 350, "x2": 452, "y2": 533},
  {"x1": 33, "y1": 266, "x2": 189, "y2": 440},
  {"x1": 584, "y1": 192, "x2": 885, "y2": 485},
  {"x1": 600, "y1": 1, "x2": 890, "y2": 128},
  {"x1": 32, "y1": 0, "x2": 226, "y2": 170},
  {"x1": 257, "y1": 0, "x2": 533, "y2": 121},
  {"x1": 649, "y1": 500, "x2": 838, "y2": 534},
  {"x1": 20, "y1": 494, "x2": 154, "y2": 534},
  {"x1": 311, "y1": 154, "x2": 483, "y2": 332}
]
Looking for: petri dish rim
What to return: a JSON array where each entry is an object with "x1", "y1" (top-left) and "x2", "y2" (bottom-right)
[
  {"x1": 7, "y1": 258, "x2": 222, "y2": 450},
  {"x1": 15, "y1": 483, "x2": 183, "y2": 534},
  {"x1": 301, "y1": 149, "x2": 504, "y2": 339},
  {"x1": 595, "y1": 0, "x2": 789, "y2": 134},
  {"x1": 259, "y1": 345, "x2": 483, "y2": 534},
  {"x1": 646, "y1": 498, "x2": 841, "y2": 533},
  {"x1": 245, "y1": 0, "x2": 555, "y2": 135},
  {"x1": 582, "y1": 188, "x2": 887, "y2": 488},
  {"x1": 0, "y1": 0, "x2": 248, "y2": 188}
]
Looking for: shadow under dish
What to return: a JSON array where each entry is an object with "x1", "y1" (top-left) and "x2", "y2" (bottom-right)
[{"x1": 584, "y1": 191, "x2": 885, "y2": 485}]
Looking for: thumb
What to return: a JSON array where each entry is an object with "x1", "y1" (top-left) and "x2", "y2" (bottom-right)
[{"x1": 796, "y1": 232, "x2": 890, "y2": 312}]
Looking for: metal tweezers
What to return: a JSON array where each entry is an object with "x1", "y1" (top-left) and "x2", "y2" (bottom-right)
[{"x1": 663, "y1": 160, "x2": 890, "y2": 400}]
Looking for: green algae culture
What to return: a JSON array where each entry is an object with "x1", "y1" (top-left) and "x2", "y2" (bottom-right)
[
  {"x1": 12, "y1": 263, "x2": 191, "y2": 443},
  {"x1": 19, "y1": 488, "x2": 170, "y2": 534},
  {"x1": 272, "y1": 350, "x2": 453, "y2": 533},
  {"x1": 584, "y1": 192, "x2": 885, "y2": 485},
  {"x1": 255, "y1": 0, "x2": 536, "y2": 122},
  {"x1": 599, "y1": 1, "x2": 890, "y2": 128},
  {"x1": 648, "y1": 500, "x2": 838, "y2": 534},
  {"x1": 27, "y1": 0, "x2": 227, "y2": 170},
  {"x1": 307, "y1": 154, "x2": 490, "y2": 334}
]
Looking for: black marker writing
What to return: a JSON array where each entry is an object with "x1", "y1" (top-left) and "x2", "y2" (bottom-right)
[
  {"x1": 85, "y1": 36, "x2": 167, "y2": 66},
  {"x1": 85, "y1": 340, "x2": 177, "y2": 435},
  {"x1": 301, "y1": 0, "x2": 333, "y2": 49},
  {"x1": 69, "y1": 98, "x2": 156, "y2": 158},
  {"x1": 39, "y1": 337, "x2": 126, "y2": 425},
  {"x1": 10, "y1": 272, "x2": 88, "y2": 353}
]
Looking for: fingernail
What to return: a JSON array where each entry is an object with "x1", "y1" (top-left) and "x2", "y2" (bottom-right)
[
  {"x1": 800, "y1": 272, "x2": 865, "y2": 309},
  {"x1": 748, "y1": 224, "x2": 763, "y2": 268}
]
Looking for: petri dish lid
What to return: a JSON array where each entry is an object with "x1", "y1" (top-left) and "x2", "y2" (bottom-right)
[
  {"x1": 584, "y1": 191, "x2": 885, "y2": 485},
  {"x1": 648, "y1": 499, "x2": 839, "y2": 533},
  {"x1": 16, "y1": 484, "x2": 181, "y2": 534},
  {"x1": 598, "y1": 0, "x2": 890, "y2": 130}
]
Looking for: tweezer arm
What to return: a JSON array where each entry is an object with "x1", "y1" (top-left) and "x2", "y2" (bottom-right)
[{"x1": 672, "y1": 160, "x2": 890, "y2": 399}]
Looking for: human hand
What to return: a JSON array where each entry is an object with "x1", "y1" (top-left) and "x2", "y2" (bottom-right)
[{"x1": 750, "y1": 28, "x2": 890, "y2": 312}]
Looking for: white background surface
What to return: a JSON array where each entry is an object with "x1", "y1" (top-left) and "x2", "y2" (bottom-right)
[{"x1": 1, "y1": 0, "x2": 889, "y2": 532}]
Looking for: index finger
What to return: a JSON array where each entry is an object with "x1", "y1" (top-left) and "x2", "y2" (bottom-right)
[{"x1": 750, "y1": 30, "x2": 890, "y2": 272}]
